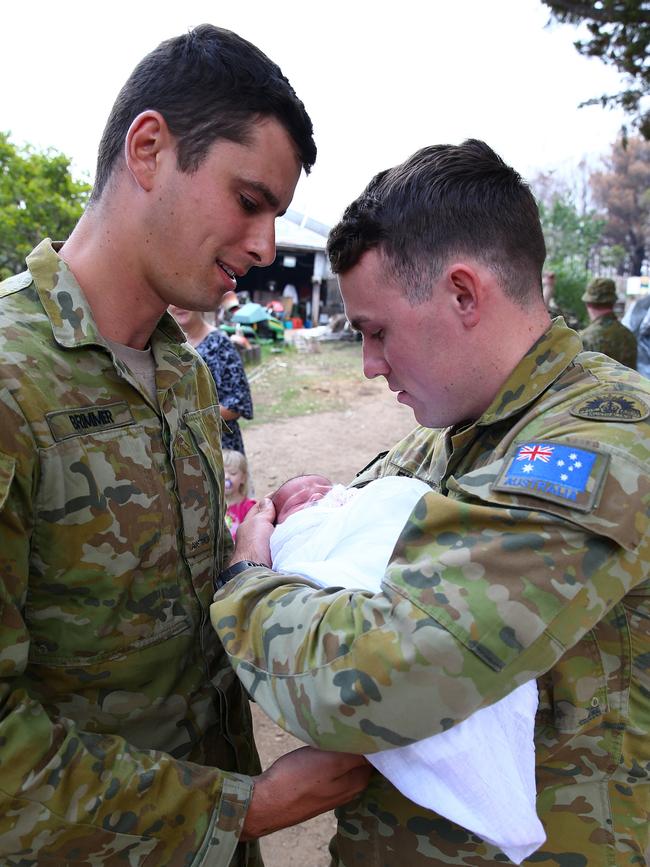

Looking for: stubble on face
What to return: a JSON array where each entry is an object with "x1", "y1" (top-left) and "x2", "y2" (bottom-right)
[
  {"x1": 340, "y1": 249, "x2": 512, "y2": 430},
  {"x1": 340, "y1": 251, "x2": 453, "y2": 427},
  {"x1": 143, "y1": 119, "x2": 302, "y2": 316}
]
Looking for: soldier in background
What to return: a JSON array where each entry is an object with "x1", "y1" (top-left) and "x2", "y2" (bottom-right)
[
  {"x1": 579, "y1": 277, "x2": 637, "y2": 368},
  {"x1": 0, "y1": 25, "x2": 369, "y2": 867},
  {"x1": 212, "y1": 140, "x2": 650, "y2": 866}
]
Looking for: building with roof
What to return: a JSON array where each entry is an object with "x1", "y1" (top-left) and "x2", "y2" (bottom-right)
[{"x1": 235, "y1": 209, "x2": 342, "y2": 326}]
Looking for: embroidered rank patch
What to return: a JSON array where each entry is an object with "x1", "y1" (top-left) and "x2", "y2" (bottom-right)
[
  {"x1": 492, "y1": 441, "x2": 609, "y2": 512},
  {"x1": 570, "y1": 393, "x2": 649, "y2": 423},
  {"x1": 46, "y1": 402, "x2": 135, "y2": 441}
]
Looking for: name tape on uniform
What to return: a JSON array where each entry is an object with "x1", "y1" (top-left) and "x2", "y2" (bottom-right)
[{"x1": 46, "y1": 402, "x2": 135, "y2": 441}]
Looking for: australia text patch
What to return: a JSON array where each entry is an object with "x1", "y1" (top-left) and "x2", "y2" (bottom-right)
[
  {"x1": 46, "y1": 402, "x2": 135, "y2": 441},
  {"x1": 492, "y1": 441, "x2": 609, "y2": 512}
]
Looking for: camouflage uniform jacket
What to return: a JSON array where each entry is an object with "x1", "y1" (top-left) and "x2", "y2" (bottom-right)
[
  {"x1": 546, "y1": 301, "x2": 581, "y2": 332},
  {"x1": 212, "y1": 319, "x2": 650, "y2": 866},
  {"x1": 579, "y1": 312, "x2": 638, "y2": 370},
  {"x1": 0, "y1": 241, "x2": 262, "y2": 866}
]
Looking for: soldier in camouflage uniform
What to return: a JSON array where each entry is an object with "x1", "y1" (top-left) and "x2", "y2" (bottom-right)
[
  {"x1": 211, "y1": 140, "x2": 650, "y2": 866},
  {"x1": 579, "y1": 277, "x2": 638, "y2": 369},
  {"x1": 0, "y1": 25, "x2": 370, "y2": 867}
]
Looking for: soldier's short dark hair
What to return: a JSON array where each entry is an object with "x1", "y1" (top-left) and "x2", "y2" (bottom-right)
[
  {"x1": 91, "y1": 24, "x2": 316, "y2": 203},
  {"x1": 327, "y1": 139, "x2": 546, "y2": 305}
]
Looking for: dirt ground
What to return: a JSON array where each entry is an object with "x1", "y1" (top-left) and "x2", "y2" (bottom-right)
[{"x1": 240, "y1": 371, "x2": 416, "y2": 867}]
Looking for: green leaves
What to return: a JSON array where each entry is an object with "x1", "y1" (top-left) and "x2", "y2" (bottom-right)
[
  {"x1": 0, "y1": 133, "x2": 90, "y2": 279},
  {"x1": 539, "y1": 196, "x2": 606, "y2": 268},
  {"x1": 538, "y1": 194, "x2": 605, "y2": 323},
  {"x1": 542, "y1": 0, "x2": 650, "y2": 139}
]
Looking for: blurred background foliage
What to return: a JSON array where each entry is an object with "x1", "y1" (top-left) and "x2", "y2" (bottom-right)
[{"x1": 0, "y1": 132, "x2": 90, "y2": 280}]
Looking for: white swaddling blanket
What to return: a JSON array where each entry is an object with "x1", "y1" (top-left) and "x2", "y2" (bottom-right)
[{"x1": 271, "y1": 475, "x2": 545, "y2": 863}]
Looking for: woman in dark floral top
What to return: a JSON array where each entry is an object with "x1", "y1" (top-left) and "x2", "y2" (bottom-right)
[{"x1": 169, "y1": 306, "x2": 253, "y2": 454}]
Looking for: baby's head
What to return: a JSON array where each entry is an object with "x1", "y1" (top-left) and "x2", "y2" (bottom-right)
[
  {"x1": 223, "y1": 449, "x2": 250, "y2": 502},
  {"x1": 271, "y1": 474, "x2": 333, "y2": 524}
]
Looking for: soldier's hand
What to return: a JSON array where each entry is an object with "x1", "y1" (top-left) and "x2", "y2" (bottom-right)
[
  {"x1": 230, "y1": 497, "x2": 276, "y2": 567},
  {"x1": 240, "y1": 746, "x2": 372, "y2": 841}
]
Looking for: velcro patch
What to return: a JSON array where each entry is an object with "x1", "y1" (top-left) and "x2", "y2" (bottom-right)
[
  {"x1": 570, "y1": 392, "x2": 649, "y2": 423},
  {"x1": 46, "y1": 402, "x2": 135, "y2": 441},
  {"x1": 492, "y1": 441, "x2": 609, "y2": 513}
]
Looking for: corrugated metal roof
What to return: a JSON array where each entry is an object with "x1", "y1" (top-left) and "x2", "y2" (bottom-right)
[{"x1": 276, "y1": 208, "x2": 330, "y2": 251}]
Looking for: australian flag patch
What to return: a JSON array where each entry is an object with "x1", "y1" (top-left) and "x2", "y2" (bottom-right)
[{"x1": 492, "y1": 441, "x2": 609, "y2": 512}]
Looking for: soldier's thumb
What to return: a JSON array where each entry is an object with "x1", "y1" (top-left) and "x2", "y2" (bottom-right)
[{"x1": 257, "y1": 496, "x2": 276, "y2": 521}]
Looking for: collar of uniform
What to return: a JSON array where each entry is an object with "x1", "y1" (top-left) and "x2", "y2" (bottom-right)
[
  {"x1": 474, "y1": 317, "x2": 583, "y2": 427},
  {"x1": 26, "y1": 238, "x2": 193, "y2": 360},
  {"x1": 26, "y1": 239, "x2": 106, "y2": 349},
  {"x1": 152, "y1": 308, "x2": 191, "y2": 347},
  {"x1": 150, "y1": 313, "x2": 200, "y2": 389}
]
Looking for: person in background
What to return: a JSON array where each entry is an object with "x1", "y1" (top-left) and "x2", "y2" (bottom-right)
[
  {"x1": 220, "y1": 291, "x2": 254, "y2": 353},
  {"x1": 622, "y1": 292, "x2": 650, "y2": 378},
  {"x1": 221, "y1": 290, "x2": 241, "y2": 322},
  {"x1": 282, "y1": 281, "x2": 299, "y2": 317},
  {"x1": 170, "y1": 305, "x2": 254, "y2": 453},
  {"x1": 579, "y1": 277, "x2": 637, "y2": 368},
  {"x1": 223, "y1": 449, "x2": 257, "y2": 540}
]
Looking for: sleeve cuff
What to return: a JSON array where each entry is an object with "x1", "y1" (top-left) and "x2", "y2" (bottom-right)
[{"x1": 191, "y1": 773, "x2": 254, "y2": 866}]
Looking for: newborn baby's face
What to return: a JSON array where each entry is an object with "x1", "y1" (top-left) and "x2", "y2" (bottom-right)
[{"x1": 273, "y1": 475, "x2": 333, "y2": 524}]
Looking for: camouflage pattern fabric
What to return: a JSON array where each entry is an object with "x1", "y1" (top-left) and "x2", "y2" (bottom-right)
[
  {"x1": 581, "y1": 277, "x2": 617, "y2": 306},
  {"x1": 580, "y1": 312, "x2": 638, "y2": 369},
  {"x1": 547, "y1": 303, "x2": 581, "y2": 331},
  {"x1": 0, "y1": 240, "x2": 262, "y2": 866},
  {"x1": 212, "y1": 319, "x2": 650, "y2": 866}
]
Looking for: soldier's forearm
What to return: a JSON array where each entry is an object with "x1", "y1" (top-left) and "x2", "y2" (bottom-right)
[
  {"x1": 211, "y1": 494, "x2": 642, "y2": 752},
  {"x1": 0, "y1": 687, "x2": 253, "y2": 864}
]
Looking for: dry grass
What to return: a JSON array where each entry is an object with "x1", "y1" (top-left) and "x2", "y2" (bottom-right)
[{"x1": 241, "y1": 340, "x2": 366, "y2": 427}]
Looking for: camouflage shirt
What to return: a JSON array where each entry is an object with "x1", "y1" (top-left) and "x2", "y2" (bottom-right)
[
  {"x1": 0, "y1": 241, "x2": 262, "y2": 866},
  {"x1": 547, "y1": 302, "x2": 581, "y2": 331},
  {"x1": 579, "y1": 312, "x2": 638, "y2": 369},
  {"x1": 212, "y1": 319, "x2": 650, "y2": 866}
]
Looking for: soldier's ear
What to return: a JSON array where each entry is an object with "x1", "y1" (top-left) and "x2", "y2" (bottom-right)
[
  {"x1": 445, "y1": 264, "x2": 481, "y2": 329},
  {"x1": 124, "y1": 111, "x2": 174, "y2": 192}
]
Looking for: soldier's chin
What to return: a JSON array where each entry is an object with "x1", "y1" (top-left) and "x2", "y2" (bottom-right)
[
  {"x1": 397, "y1": 391, "x2": 447, "y2": 427},
  {"x1": 411, "y1": 403, "x2": 435, "y2": 428},
  {"x1": 411, "y1": 402, "x2": 452, "y2": 430}
]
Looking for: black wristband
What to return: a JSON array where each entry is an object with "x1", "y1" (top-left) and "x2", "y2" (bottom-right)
[{"x1": 215, "y1": 559, "x2": 268, "y2": 590}]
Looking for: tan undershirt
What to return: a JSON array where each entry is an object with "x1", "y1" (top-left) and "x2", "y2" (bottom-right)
[{"x1": 105, "y1": 337, "x2": 157, "y2": 402}]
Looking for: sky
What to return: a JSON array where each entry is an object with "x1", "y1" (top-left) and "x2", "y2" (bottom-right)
[{"x1": 2, "y1": 0, "x2": 630, "y2": 226}]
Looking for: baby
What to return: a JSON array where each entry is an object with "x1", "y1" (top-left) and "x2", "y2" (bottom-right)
[
  {"x1": 268, "y1": 473, "x2": 544, "y2": 864},
  {"x1": 270, "y1": 474, "x2": 432, "y2": 591}
]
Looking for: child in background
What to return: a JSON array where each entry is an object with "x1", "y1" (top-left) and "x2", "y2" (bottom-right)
[{"x1": 223, "y1": 450, "x2": 256, "y2": 540}]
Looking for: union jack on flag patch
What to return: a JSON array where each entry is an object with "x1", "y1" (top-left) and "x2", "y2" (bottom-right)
[{"x1": 516, "y1": 444, "x2": 554, "y2": 463}]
